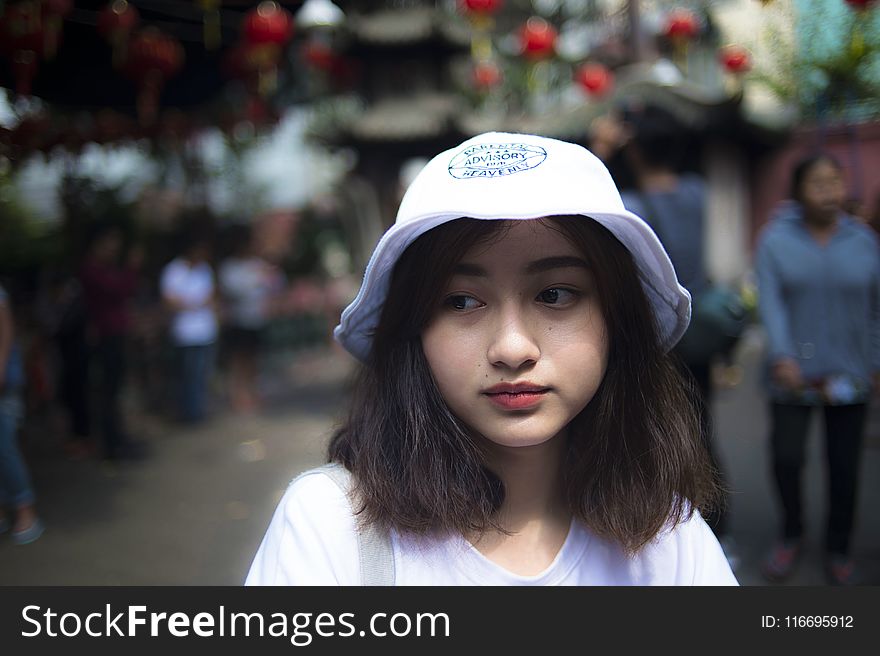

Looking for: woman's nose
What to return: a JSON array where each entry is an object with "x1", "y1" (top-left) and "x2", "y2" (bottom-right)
[{"x1": 486, "y1": 309, "x2": 540, "y2": 370}]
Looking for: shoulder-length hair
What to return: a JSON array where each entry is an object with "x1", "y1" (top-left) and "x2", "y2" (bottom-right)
[{"x1": 329, "y1": 216, "x2": 721, "y2": 554}]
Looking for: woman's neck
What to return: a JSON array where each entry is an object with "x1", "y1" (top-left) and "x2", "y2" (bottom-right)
[
  {"x1": 484, "y1": 435, "x2": 568, "y2": 531},
  {"x1": 469, "y1": 435, "x2": 572, "y2": 575}
]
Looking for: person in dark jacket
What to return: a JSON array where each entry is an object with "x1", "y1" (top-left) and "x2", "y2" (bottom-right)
[
  {"x1": 756, "y1": 153, "x2": 880, "y2": 585},
  {"x1": 79, "y1": 225, "x2": 147, "y2": 462}
]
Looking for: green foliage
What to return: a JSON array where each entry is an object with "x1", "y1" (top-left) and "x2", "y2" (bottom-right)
[{"x1": 793, "y1": 0, "x2": 880, "y2": 119}]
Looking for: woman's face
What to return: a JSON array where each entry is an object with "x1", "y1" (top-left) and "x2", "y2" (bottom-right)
[
  {"x1": 799, "y1": 159, "x2": 845, "y2": 221},
  {"x1": 421, "y1": 220, "x2": 608, "y2": 449}
]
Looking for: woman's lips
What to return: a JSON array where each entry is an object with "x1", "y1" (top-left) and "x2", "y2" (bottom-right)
[{"x1": 484, "y1": 390, "x2": 549, "y2": 410}]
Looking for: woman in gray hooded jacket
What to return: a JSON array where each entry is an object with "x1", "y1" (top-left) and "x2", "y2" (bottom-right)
[{"x1": 756, "y1": 153, "x2": 880, "y2": 585}]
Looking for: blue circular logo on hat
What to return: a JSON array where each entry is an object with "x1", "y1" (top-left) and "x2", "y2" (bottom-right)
[{"x1": 448, "y1": 143, "x2": 547, "y2": 180}]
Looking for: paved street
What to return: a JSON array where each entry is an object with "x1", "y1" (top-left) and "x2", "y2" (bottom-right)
[{"x1": 1, "y1": 329, "x2": 878, "y2": 586}]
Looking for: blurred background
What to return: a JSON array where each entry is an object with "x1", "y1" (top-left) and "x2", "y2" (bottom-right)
[{"x1": 0, "y1": 0, "x2": 878, "y2": 585}]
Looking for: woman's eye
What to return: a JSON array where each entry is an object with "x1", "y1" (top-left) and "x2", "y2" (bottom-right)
[
  {"x1": 537, "y1": 288, "x2": 578, "y2": 305},
  {"x1": 445, "y1": 295, "x2": 482, "y2": 311}
]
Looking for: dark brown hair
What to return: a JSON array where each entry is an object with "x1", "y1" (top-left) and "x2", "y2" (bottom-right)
[{"x1": 329, "y1": 217, "x2": 720, "y2": 554}]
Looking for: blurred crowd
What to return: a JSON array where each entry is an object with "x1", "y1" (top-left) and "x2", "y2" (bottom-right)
[{"x1": 0, "y1": 213, "x2": 355, "y2": 545}]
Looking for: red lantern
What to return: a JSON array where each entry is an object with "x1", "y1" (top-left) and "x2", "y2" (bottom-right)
[
  {"x1": 224, "y1": 41, "x2": 284, "y2": 96},
  {"x1": 518, "y1": 17, "x2": 557, "y2": 60},
  {"x1": 12, "y1": 50, "x2": 40, "y2": 97},
  {"x1": 718, "y1": 45, "x2": 752, "y2": 74},
  {"x1": 243, "y1": 1, "x2": 295, "y2": 46},
  {"x1": 472, "y1": 60, "x2": 502, "y2": 90},
  {"x1": 844, "y1": 0, "x2": 877, "y2": 10},
  {"x1": 574, "y1": 62, "x2": 613, "y2": 97},
  {"x1": 459, "y1": 0, "x2": 504, "y2": 16},
  {"x1": 0, "y1": 1, "x2": 44, "y2": 95},
  {"x1": 663, "y1": 9, "x2": 699, "y2": 42},
  {"x1": 0, "y1": 1, "x2": 44, "y2": 54},
  {"x1": 124, "y1": 28, "x2": 185, "y2": 125},
  {"x1": 97, "y1": 0, "x2": 140, "y2": 68},
  {"x1": 303, "y1": 40, "x2": 337, "y2": 72},
  {"x1": 41, "y1": 0, "x2": 74, "y2": 59}
]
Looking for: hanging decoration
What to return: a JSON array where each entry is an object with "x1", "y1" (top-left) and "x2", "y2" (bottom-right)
[
  {"x1": 303, "y1": 40, "x2": 337, "y2": 72},
  {"x1": 459, "y1": 0, "x2": 503, "y2": 62},
  {"x1": 517, "y1": 17, "x2": 557, "y2": 110},
  {"x1": 241, "y1": 0, "x2": 296, "y2": 96},
  {"x1": 197, "y1": 0, "x2": 223, "y2": 51},
  {"x1": 0, "y1": 0, "x2": 44, "y2": 96},
  {"x1": 472, "y1": 59, "x2": 503, "y2": 91},
  {"x1": 297, "y1": 0, "x2": 346, "y2": 86},
  {"x1": 124, "y1": 28, "x2": 185, "y2": 126},
  {"x1": 518, "y1": 17, "x2": 557, "y2": 60},
  {"x1": 574, "y1": 62, "x2": 613, "y2": 98},
  {"x1": 97, "y1": 0, "x2": 141, "y2": 68},
  {"x1": 41, "y1": 0, "x2": 73, "y2": 60},
  {"x1": 718, "y1": 44, "x2": 751, "y2": 95},
  {"x1": 244, "y1": 1, "x2": 295, "y2": 46},
  {"x1": 662, "y1": 8, "x2": 699, "y2": 74},
  {"x1": 718, "y1": 45, "x2": 752, "y2": 75}
]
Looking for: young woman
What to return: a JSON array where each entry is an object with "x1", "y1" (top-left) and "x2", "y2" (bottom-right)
[
  {"x1": 246, "y1": 132, "x2": 736, "y2": 585},
  {"x1": 756, "y1": 154, "x2": 880, "y2": 586}
]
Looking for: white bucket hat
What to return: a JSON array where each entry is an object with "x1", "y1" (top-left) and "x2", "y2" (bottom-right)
[{"x1": 334, "y1": 131, "x2": 691, "y2": 362}]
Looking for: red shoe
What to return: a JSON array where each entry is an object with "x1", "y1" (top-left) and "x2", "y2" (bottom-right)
[{"x1": 761, "y1": 540, "x2": 801, "y2": 582}]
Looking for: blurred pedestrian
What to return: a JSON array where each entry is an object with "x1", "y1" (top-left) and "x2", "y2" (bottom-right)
[
  {"x1": 219, "y1": 224, "x2": 284, "y2": 414},
  {"x1": 36, "y1": 271, "x2": 92, "y2": 458},
  {"x1": 0, "y1": 282, "x2": 45, "y2": 545},
  {"x1": 589, "y1": 105, "x2": 738, "y2": 569},
  {"x1": 755, "y1": 153, "x2": 880, "y2": 586},
  {"x1": 160, "y1": 229, "x2": 218, "y2": 424},
  {"x1": 79, "y1": 224, "x2": 147, "y2": 462}
]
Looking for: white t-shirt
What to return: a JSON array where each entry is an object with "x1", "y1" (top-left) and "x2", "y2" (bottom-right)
[
  {"x1": 160, "y1": 258, "x2": 218, "y2": 346},
  {"x1": 245, "y1": 468, "x2": 739, "y2": 586},
  {"x1": 218, "y1": 256, "x2": 280, "y2": 329}
]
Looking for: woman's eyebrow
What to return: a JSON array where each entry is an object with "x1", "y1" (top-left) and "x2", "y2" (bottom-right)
[
  {"x1": 451, "y1": 256, "x2": 589, "y2": 277},
  {"x1": 525, "y1": 256, "x2": 590, "y2": 274},
  {"x1": 450, "y1": 263, "x2": 488, "y2": 277}
]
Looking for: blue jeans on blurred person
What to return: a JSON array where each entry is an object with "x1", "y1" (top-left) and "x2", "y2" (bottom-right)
[
  {"x1": 0, "y1": 393, "x2": 35, "y2": 508},
  {"x1": 177, "y1": 344, "x2": 214, "y2": 423}
]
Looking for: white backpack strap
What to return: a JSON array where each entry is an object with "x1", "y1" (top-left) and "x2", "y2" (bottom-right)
[{"x1": 316, "y1": 463, "x2": 395, "y2": 586}]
